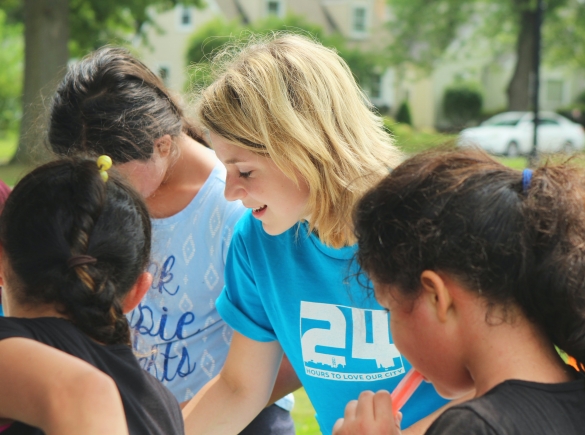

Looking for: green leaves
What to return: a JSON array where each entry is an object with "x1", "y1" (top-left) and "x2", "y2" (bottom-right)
[
  {"x1": 68, "y1": 0, "x2": 205, "y2": 56},
  {"x1": 0, "y1": 9, "x2": 23, "y2": 134}
]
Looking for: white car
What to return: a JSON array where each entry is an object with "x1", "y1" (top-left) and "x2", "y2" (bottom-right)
[{"x1": 458, "y1": 111, "x2": 585, "y2": 156}]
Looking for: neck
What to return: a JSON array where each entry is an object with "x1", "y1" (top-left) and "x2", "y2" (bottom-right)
[
  {"x1": 461, "y1": 306, "x2": 573, "y2": 396},
  {"x1": 147, "y1": 133, "x2": 217, "y2": 218}
]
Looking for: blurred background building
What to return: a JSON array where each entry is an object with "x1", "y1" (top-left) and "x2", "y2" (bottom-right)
[{"x1": 136, "y1": 0, "x2": 585, "y2": 130}]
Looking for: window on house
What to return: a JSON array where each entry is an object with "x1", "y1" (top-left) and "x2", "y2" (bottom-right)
[
  {"x1": 267, "y1": 1, "x2": 281, "y2": 16},
  {"x1": 180, "y1": 6, "x2": 191, "y2": 26},
  {"x1": 370, "y1": 73, "x2": 382, "y2": 99},
  {"x1": 546, "y1": 79, "x2": 564, "y2": 104},
  {"x1": 353, "y1": 6, "x2": 367, "y2": 33},
  {"x1": 158, "y1": 66, "x2": 170, "y2": 86}
]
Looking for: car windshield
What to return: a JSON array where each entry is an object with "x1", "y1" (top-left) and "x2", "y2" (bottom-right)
[{"x1": 481, "y1": 115, "x2": 523, "y2": 127}]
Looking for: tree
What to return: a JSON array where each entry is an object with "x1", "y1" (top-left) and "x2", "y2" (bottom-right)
[
  {"x1": 185, "y1": 14, "x2": 383, "y2": 93},
  {"x1": 0, "y1": 0, "x2": 204, "y2": 165},
  {"x1": 385, "y1": 0, "x2": 585, "y2": 111}
]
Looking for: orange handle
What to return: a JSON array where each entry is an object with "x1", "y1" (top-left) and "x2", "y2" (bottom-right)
[{"x1": 390, "y1": 369, "x2": 424, "y2": 415}]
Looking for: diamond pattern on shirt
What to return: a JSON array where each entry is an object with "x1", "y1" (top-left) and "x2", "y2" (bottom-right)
[
  {"x1": 200, "y1": 349, "x2": 216, "y2": 379},
  {"x1": 204, "y1": 263, "x2": 220, "y2": 290},
  {"x1": 179, "y1": 293, "x2": 194, "y2": 313},
  {"x1": 182, "y1": 234, "x2": 196, "y2": 265},
  {"x1": 209, "y1": 206, "x2": 221, "y2": 237}
]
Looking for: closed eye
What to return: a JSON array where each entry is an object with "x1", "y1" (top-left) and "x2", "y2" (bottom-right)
[{"x1": 239, "y1": 171, "x2": 252, "y2": 179}]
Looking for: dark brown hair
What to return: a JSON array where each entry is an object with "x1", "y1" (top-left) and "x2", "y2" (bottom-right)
[
  {"x1": 48, "y1": 46, "x2": 205, "y2": 163},
  {"x1": 0, "y1": 159, "x2": 151, "y2": 345},
  {"x1": 354, "y1": 148, "x2": 585, "y2": 370}
]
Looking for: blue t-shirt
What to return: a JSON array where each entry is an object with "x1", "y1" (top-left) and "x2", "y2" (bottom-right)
[{"x1": 217, "y1": 212, "x2": 448, "y2": 435}]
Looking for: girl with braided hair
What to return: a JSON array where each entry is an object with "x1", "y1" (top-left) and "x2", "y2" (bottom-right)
[
  {"x1": 0, "y1": 158, "x2": 184, "y2": 435},
  {"x1": 334, "y1": 147, "x2": 585, "y2": 435}
]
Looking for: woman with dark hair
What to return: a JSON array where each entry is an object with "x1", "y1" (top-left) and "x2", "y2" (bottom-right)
[
  {"x1": 48, "y1": 46, "x2": 296, "y2": 433},
  {"x1": 0, "y1": 158, "x2": 183, "y2": 434},
  {"x1": 334, "y1": 148, "x2": 585, "y2": 435}
]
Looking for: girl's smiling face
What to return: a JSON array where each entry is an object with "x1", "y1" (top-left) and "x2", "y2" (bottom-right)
[{"x1": 210, "y1": 132, "x2": 311, "y2": 235}]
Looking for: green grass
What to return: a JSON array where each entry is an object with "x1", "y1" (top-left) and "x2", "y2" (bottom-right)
[
  {"x1": 391, "y1": 123, "x2": 458, "y2": 155},
  {"x1": 291, "y1": 389, "x2": 320, "y2": 434}
]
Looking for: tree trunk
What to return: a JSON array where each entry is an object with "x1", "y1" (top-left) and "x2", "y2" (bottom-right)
[
  {"x1": 12, "y1": 0, "x2": 69, "y2": 165},
  {"x1": 506, "y1": 9, "x2": 536, "y2": 111}
]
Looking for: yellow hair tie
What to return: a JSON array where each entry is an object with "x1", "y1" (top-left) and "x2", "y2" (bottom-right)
[{"x1": 97, "y1": 155, "x2": 112, "y2": 182}]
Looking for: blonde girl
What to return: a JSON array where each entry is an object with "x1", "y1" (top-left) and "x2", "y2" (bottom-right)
[{"x1": 183, "y1": 34, "x2": 449, "y2": 435}]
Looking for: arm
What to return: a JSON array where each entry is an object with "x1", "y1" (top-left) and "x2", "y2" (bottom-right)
[
  {"x1": 267, "y1": 353, "x2": 302, "y2": 406},
  {"x1": 0, "y1": 337, "x2": 128, "y2": 435},
  {"x1": 183, "y1": 332, "x2": 283, "y2": 434}
]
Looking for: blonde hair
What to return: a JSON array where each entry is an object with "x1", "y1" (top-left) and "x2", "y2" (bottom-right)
[{"x1": 196, "y1": 33, "x2": 402, "y2": 247}]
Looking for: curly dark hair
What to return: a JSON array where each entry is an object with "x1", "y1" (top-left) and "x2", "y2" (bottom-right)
[
  {"x1": 0, "y1": 159, "x2": 151, "y2": 345},
  {"x1": 354, "y1": 147, "x2": 585, "y2": 371}
]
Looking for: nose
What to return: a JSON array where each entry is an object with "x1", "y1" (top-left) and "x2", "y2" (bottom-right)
[{"x1": 224, "y1": 172, "x2": 246, "y2": 202}]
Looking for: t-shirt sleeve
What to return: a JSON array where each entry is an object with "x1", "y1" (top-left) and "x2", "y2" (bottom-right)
[
  {"x1": 425, "y1": 407, "x2": 498, "y2": 435},
  {"x1": 216, "y1": 219, "x2": 277, "y2": 342}
]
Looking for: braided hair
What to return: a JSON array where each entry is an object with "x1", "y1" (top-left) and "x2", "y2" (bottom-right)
[{"x1": 0, "y1": 159, "x2": 151, "y2": 345}]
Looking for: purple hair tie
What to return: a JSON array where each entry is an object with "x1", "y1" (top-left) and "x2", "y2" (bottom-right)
[{"x1": 522, "y1": 168, "x2": 533, "y2": 193}]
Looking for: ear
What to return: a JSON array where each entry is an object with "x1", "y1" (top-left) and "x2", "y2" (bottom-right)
[
  {"x1": 122, "y1": 272, "x2": 153, "y2": 314},
  {"x1": 420, "y1": 270, "x2": 454, "y2": 323},
  {"x1": 154, "y1": 135, "x2": 172, "y2": 158}
]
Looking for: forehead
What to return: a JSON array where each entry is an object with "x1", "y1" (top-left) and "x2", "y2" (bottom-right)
[{"x1": 208, "y1": 132, "x2": 260, "y2": 165}]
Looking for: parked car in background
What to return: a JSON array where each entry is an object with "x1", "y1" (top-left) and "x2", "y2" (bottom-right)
[{"x1": 458, "y1": 111, "x2": 585, "y2": 156}]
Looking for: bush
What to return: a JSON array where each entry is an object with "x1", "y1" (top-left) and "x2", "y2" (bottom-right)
[
  {"x1": 577, "y1": 90, "x2": 585, "y2": 106},
  {"x1": 443, "y1": 84, "x2": 483, "y2": 128},
  {"x1": 395, "y1": 101, "x2": 412, "y2": 125}
]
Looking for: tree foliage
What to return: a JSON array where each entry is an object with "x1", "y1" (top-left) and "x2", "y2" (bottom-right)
[
  {"x1": 0, "y1": 9, "x2": 23, "y2": 135},
  {"x1": 185, "y1": 14, "x2": 383, "y2": 92},
  {"x1": 0, "y1": 0, "x2": 205, "y2": 164},
  {"x1": 385, "y1": 0, "x2": 585, "y2": 109},
  {"x1": 386, "y1": 0, "x2": 578, "y2": 68}
]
